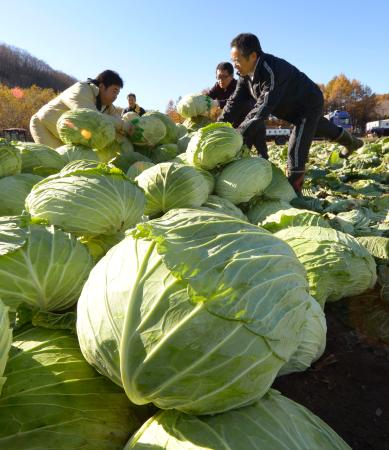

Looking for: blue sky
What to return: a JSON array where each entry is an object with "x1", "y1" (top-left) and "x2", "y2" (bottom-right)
[{"x1": 2, "y1": 0, "x2": 388, "y2": 112}]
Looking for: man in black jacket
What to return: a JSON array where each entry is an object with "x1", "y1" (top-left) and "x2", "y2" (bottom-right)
[{"x1": 219, "y1": 33, "x2": 363, "y2": 193}]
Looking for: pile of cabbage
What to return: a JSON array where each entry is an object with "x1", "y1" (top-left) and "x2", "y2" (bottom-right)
[{"x1": 0, "y1": 114, "x2": 387, "y2": 448}]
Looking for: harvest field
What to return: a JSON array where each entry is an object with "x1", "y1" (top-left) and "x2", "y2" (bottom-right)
[{"x1": 0, "y1": 101, "x2": 388, "y2": 449}]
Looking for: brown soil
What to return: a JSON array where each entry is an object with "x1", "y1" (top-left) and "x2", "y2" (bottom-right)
[{"x1": 273, "y1": 300, "x2": 389, "y2": 450}]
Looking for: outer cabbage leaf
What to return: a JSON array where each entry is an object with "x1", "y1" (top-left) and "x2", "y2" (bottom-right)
[
  {"x1": 0, "y1": 174, "x2": 43, "y2": 216},
  {"x1": 0, "y1": 298, "x2": 12, "y2": 394}
]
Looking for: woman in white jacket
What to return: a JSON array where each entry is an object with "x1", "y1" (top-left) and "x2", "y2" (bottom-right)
[{"x1": 30, "y1": 70, "x2": 133, "y2": 148}]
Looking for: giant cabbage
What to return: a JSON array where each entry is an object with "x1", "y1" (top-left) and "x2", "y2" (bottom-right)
[
  {"x1": 215, "y1": 157, "x2": 273, "y2": 204},
  {"x1": 0, "y1": 326, "x2": 143, "y2": 449},
  {"x1": 0, "y1": 298, "x2": 12, "y2": 394},
  {"x1": 55, "y1": 143, "x2": 99, "y2": 163},
  {"x1": 57, "y1": 108, "x2": 116, "y2": 150},
  {"x1": 186, "y1": 122, "x2": 243, "y2": 170},
  {"x1": 13, "y1": 141, "x2": 65, "y2": 175},
  {"x1": 77, "y1": 209, "x2": 313, "y2": 415},
  {"x1": 144, "y1": 111, "x2": 178, "y2": 144},
  {"x1": 135, "y1": 163, "x2": 209, "y2": 217},
  {"x1": 0, "y1": 140, "x2": 22, "y2": 178},
  {"x1": 278, "y1": 295, "x2": 326, "y2": 376},
  {"x1": 0, "y1": 173, "x2": 43, "y2": 216},
  {"x1": 130, "y1": 116, "x2": 166, "y2": 147},
  {"x1": 125, "y1": 389, "x2": 350, "y2": 450},
  {"x1": 177, "y1": 93, "x2": 213, "y2": 118},
  {"x1": 26, "y1": 161, "x2": 145, "y2": 236},
  {"x1": 275, "y1": 226, "x2": 377, "y2": 307},
  {"x1": 0, "y1": 216, "x2": 93, "y2": 312}
]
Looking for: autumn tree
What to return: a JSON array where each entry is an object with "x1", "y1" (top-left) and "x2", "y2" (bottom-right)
[
  {"x1": 166, "y1": 98, "x2": 184, "y2": 123},
  {"x1": 322, "y1": 74, "x2": 378, "y2": 130},
  {"x1": 0, "y1": 84, "x2": 56, "y2": 135}
]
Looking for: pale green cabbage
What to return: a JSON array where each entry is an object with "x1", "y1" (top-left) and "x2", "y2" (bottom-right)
[
  {"x1": 263, "y1": 164, "x2": 297, "y2": 202},
  {"x1": 186, "y1": 122, "x2": 243, "y2": 170},
  {"x1": 56, "y1": 143, "x2": 99, "y2": 163},
  {"x1": 77, "y1": 208, "x2": 312, "y2": 415},
  {"x1": 57, "y1": 108, "x2": 116, "y2": 150},
  {"x1": 261, "y1": 208, "x2": 330, "y2": 232},
  {"x1": 127, "y1": 161, "x2": 155, "y2": 180},
  {"x1": 177, "y1": 93, "x2": 212, "y2": 118},
  {"x1": 247, "y1": 199, "x2": 292, "y2": 224},
  {"x1": 0, "y1": 173, "x2": 43, "y2": 216},
  {"x1": 0, "y1": 326, "x2": 143, "y2": 450},
  {"x1": 135, "y1": 163, "x2": 209, "y2": 217},
  {"x1": 200, "y1": 194, "x2": 248, "y2": 220},
  {"x1": 0, "y1": 140, "x2": 22, "y2": 178},
  {"x1": 26, "y1": 161, "x2": 145, "y2": 236},
  {"x1": 130, "y1": 116, "x2": 166, "y2": 147},
  {"x1": 275, "y1": 226, "x2": 377, "y2": 307},
  {"x1": 216, "y1": 157, "x2": 273, "y2": 204},
  {"x1": 14, "y1": 141, "x2": 65, "y2": 175},
  {"x1": 125, "y1": 389, "x2": 350, "y2": 450},
  {"x1": 0, "y1": 298, "x2": 12, "y2": 395},
  {"x1": 144, "y1": 111, "x2": 178, "y2": 144},
  {"x1": 0, "y1": 216, "x2": 93, "y2": 312}
]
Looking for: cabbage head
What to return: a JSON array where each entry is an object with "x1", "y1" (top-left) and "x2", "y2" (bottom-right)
[
  {"x1": 135, "y1": 163, "x2": 209, "y2": 217},
  {"x1": 0, "y1": 326, "x2": 144, "y2": 450},
  {"x1": 14, "y1": 141, "x2": 65, "y2": 175},
  {"x1": 127, "y1": 161, "x2": 155, "y2": 180},
  {"x1": 278, "y1": 295, "x2": 326, "y2": 376},
  {"x1": 26, "y1": 161, "x2": 145, "y2": 236},
  {"x1": 150, "y1": 143, "x2": 178, "y2": 163},
  {"x1": 0, "y1": 140, "x2": 22, "y2": 177},
  {"x1": 0, "y1": 173, "x2": 43, "y2": 216},
  {"x1": 130, "y1": 116, "x2": 166, "y2": 147},
  {"x1": 186, "y1": 122, "x2": 243, "y2": 170},
  {"x1": 216, "y1": 157, "x2": 272, "y2": 204},
  {"x1": 275, "y1": 226, "x2": 377, "y2": 307},
  {"x1": 57, "y1": 108, "x2": 116, "y2": 150},
  {"x1": 144, "y1": 111, "x2": 178, "y2": 144},
  {"x1": 177, "y1": 93, "x2": 213, "y2": 118},
  {"x1": 200, "y1": 194, "x2": 248, "y2": 221},
  {"x1": 0, "y1": 216, "x2": 93, "y2": 312},
  {"x1": 0, "y1": 298, "x2": 12, "y2": 394},
  {"x1": 183, "y1": 115, "x2": 213, "y2": 131},
  {"x1": 125, "y1": 389, "x2": 350, "y2": 450},
  {"x1": 77, "y1": 208, "x2": 313, "y2": 415},
  {"x1": 263, "y1": 164, "x2": 297, "y2": 202},
  {"x1": 247, "y1": 199, "x2": 292, "y2": 224},
  {"x1": 55, "y1": 143, "x2": 99, "y2": 163},
  {"x1": 261, "y1": 208, "x2": 330, "y2": 232}
]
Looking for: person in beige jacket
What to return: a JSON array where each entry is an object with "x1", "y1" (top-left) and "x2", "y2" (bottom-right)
[{"x1": 30, "y1": 70, "x2": 133, "y2": 148}]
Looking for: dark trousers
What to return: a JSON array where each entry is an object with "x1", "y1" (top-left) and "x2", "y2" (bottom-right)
[{"x1": 228, "y1": 98, "x2": 342, "y2": 172}]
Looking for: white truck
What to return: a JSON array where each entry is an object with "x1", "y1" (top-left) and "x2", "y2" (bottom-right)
[
  {"x1": 366, "y1": 119, "x2": 389, "y2": 137},
  {"x1": 266, "y1": 128, "x2": 291, "y2": 145}
]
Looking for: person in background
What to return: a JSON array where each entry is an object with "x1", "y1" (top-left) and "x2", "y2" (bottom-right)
[
  {"x1": 30, "y1": 70, "x2": 133, "y2": 148},
  {"x1": 122, "y1": 93, "x2": 146, "y2": 116},
  {"x1": 207, "y1": 62, "x2": 237, "y2": 109},
  {"x1": 219, "y1": 33, "x2": 363, "y2": 193}
]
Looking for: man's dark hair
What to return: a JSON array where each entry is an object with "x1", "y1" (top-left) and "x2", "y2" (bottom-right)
[
  {"x1": 230, "y1": 33, "x2": 262, "y2": 58},
  {"x1": 127, "y1": 93, "x2": 136, "y2": 100},
  {"x1": 94, "y1": 70, "x2": 123, "y2": 88},
  {"x1": 216, "y1": 62, "x2": 234, "y2": 76}
]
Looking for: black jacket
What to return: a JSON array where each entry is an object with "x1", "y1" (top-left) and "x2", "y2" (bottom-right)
[
  {"x1": 220, "y1": 53, "x2": 323, "y2": 130},
  {"x1": 207, "y1": 78, "x2": 237, "y2": 108}
]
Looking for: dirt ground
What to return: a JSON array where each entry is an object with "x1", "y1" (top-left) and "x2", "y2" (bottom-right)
[{"x1": 273, "y1": 295, "x2": 389, "y2": 450}]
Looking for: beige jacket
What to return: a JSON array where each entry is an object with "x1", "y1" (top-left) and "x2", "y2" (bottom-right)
[{"x1": 32, "y1": 81, "x2": 126, "y2": 142}]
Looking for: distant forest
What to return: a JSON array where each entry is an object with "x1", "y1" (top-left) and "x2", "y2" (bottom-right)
[{"x1": 0, "y1": 43, "x2": 76, "y2": 92}]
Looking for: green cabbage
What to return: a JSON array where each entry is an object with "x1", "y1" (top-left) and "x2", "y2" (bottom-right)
[
  {"x1": 150, "y1": 143, "x2": 178, "y2": 163},
  {"x1": 125, "y1": 389, "x2": 350, "y2": 450},
  {"x1": 135, "y1": 163, "x2": 209, "y2": 217},
  {"x1": 247, "y1": 199, "x2": 292, "y2": 224},
  {"x1": 0, "y1": 173, "x2": 43, "y2": 216},
  {"x1": 0, "y1": 298, "x2": 12, "y2": 394},
  {"x1": 261, "y1": 208, "x2": 330, "y2": 232},
  {"x1": 127, "y1": 161, "x2": 155, "y2": 180},
  {"x1": 177, "y1": 93, "x2": 213, "y2": 118},
  {"x1": 183, "y1": 115, "x2": 213, "y2": 131},
  {"x1": 275, "y1": 226, "x2": 377, "y2": 307},
  {"x1": 216, "y1": 157, "x2": 273, "y2": 204},
  {"x1": 200, "y1": 194, "x2": 248, "y2": 220},
  {"x1": 0, "y1": 216, "x2": 93, "y2": 312},
  {"x1": 77, "y1": 208, "x2": 312, "y2": 415},
  {"x1": 26, "y1": 162, "x2": 145, "y2": 236},
  {"x1": 57, "y1": 108, "x2": 116, "y2": 150},
  {"x1": 0, "y1": 326, "x2": 143, "y2": 450},
  {"x1": 14, "y1": 141, "x2": 65, "y2": 175},
  {"x1": 56, "y1": 143, "x2": 99, "y2": 163},
  {"x1": 263, "y1": 164, "x2": 297, "y2": 202},
  {"x1": 278, "y1": 295, "x2": 326, "y2": 376},
  {"x1": 0, "y1": 140, "x2": 22, "y2": 178},
  {"x1": 186, "y1": 122, "x2": 243, "y2": 170},
  {"x1": 130, "y1": 116, "x2": 166, "y2": 147},
  {"x1": 144, "y1": 111, "x2": 178, "y2": 144}
]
